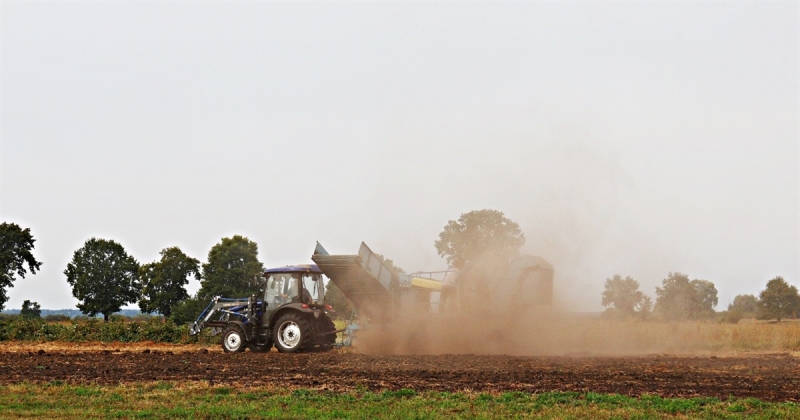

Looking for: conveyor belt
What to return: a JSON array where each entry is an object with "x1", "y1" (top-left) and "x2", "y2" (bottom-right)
[{"x1": 312, "y1": 242, "x2": 395, "y2": 321}]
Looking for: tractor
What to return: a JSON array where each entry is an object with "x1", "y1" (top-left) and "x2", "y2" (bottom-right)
[{"x1": 189, "y1": 264, "x2": 338, "y2": 353}]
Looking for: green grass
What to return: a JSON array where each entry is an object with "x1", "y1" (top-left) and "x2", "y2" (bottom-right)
[{"x1": 0, "y1": 382, "x2": 798, "y2": 419}]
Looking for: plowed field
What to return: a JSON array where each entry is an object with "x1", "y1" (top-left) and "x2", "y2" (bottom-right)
[{"x1": 2, "y1": 349, "x2": 799, "y2": 401}]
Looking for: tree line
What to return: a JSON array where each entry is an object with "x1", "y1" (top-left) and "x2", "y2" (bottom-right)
[
  {"x1": 4, "y1": 212, "x2": 798, "y2": 325},
  {"x1": 66, "y1": 235, "x2": 270, "y2": 323},
  {"x1": 0, "y1": 221, "x2": 278, "y2": 323},
  {"x1": 602, "y1": 272, "x2": 800, "y2": 322}
]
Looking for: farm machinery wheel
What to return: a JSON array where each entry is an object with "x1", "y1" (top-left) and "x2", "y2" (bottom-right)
[
  {"x1": 221, "y1": 324, "x2": 247, "y2": 353},
  {"x1": 310, "y1": 316, "x2": 336, "y2": 352},
  {"x1": 273, "y1": 312, "x2": 311, "y2": 353}
]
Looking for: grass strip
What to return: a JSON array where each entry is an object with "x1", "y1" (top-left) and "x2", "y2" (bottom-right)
[{"x1": 0, "y1": 382, "x2": 797, "y2": 419}]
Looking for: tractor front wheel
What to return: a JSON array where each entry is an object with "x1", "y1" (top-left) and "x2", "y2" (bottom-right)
[
  {"x1": 273, "y1": 312, "x2": 310, "y2": 353},
  {"x1": 222, "y1": 324, "x2": 247, "y2": 353}
]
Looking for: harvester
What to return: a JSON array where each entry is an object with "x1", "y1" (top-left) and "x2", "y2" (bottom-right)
[
  {"x1": 190, "y1": 241, "x2": 553, "y2": 352},
  {"x1": 312, "y1": 242, "x2": 554, "y2": 322}
]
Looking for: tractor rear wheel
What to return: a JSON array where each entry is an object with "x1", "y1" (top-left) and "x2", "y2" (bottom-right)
[
  {"x1": 222, "y1": 324, "x2": 247, "y2": 353},
  {"x1": 312, "y1": 316, "x2": 337, "y2": 351},
  {"x1": 273, "y1": 312, "x2": 310, "y2": 353}
]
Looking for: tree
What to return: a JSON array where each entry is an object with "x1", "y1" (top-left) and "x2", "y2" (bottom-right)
[
  {"x1": 758, "y1": 277, "x2": 800, "y2": 321},
  {"x1": 690, "y1": 279, "x2": 718, "y2": 317},
  {"x1": 169, "y1": 294, "x2": 208, "y2": 325},
  {"x1": 20, "y1": 299, "x2": 41, "y2": 318},
  {"x1": 654, "y1": 272, "x2": 717, "y2": 320},
  {"x1": 654, "y1": 272, "x2": 695, "y2": 320},
  {"x1": 138, "y1": 247, "x2": 201, "y2": 318},
  {"x1": 64, "y1": 238, "x2": 141, "y2": 322},
  {"x1": 198, "y1": 235, "x2": 264, "y2": 300},
  {"x1": 0, "y1": 222, "x2": 43, "y2": 311},
  {"x1": 724, "y1": 294, "x2": 758, "y2": 323},
  {"x1": 434, "y1": 209, "x2": 525, "y2": 269},
  {"x1": 602, "y1": 275, "x2": 647, "y2": 316},
  {"x1": 635, "y1": 295, "x2": 653, "y2": 319},
  {"x1": 728, "y1": 294, "x2": 758, "y2": 316}
]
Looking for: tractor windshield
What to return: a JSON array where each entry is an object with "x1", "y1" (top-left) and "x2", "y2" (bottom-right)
[{"x1": 264, "y1": 272, "x2": 325, "y2": 307}]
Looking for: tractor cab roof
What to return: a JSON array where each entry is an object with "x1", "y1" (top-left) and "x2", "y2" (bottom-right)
[{"x1": 263, "y1": 264, "x2": 323, "y2": 276}]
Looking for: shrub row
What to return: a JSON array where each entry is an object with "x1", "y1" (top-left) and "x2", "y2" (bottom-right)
[{"x1": 0, "y1": 317, "x2": 218, "y2": 344}]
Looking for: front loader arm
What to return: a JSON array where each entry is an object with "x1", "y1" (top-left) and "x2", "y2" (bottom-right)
[{"x1": 189, "y1": 296, "x2": 253, "y2": 336}]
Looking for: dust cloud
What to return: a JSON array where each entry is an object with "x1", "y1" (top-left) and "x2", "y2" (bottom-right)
[
  {"x1": 353, "y1": 308, "x2": 783, "y2": 357},
  {"x1": 353, "y1": 246, "x2": 753, "y2": 358},
  {"x1": 345, "y1": 137, "x2": 794, "y2": 357}
]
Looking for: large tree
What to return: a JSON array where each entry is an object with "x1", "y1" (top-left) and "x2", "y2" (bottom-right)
[
  {"x1": 601, "y1": 275, "x2": 649, "y2": 317},
  {"x1": 434, "y1": 209, "x2": 525, "y2": 269},
  {"x1": 654, "y1": 272, "x2": 718, "y2": 320},
  {"x1": 758, "y1": 277, "x2": 800, "y2": 321},
  {"x1": 138, "y1": 247, "x2": 201, "y2": 318},
  {"x1": 198, "y1": 235, "x2": 264, "y2": 300},
  {"x1": 64, "y1": 238, "x2": 141, "y2": 322},
  {"x1": 0, "y1": 222, "x2": 43, "y2": 311}
]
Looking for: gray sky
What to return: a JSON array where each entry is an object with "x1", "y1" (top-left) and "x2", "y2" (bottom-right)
[{"x1": 1, "y1": 2, "x2": 797, "y2": 311}]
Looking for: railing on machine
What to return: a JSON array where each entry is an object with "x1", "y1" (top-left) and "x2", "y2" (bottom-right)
[{"x1": 357, "y1": 242, "x2": 395, "y2": 292}]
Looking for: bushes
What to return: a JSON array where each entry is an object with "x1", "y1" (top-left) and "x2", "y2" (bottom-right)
[
  {"x1": 0, "y1": 317, "x2": 69, "y2": 341},
  {"x1": 0, "y1": 316, "x2": 214, "y2": 344},
  {"x1": 68, "y1": 318, "x2": 183, "y2": 342},
  {"x1": 43, "y1": 314, "x2": 71, "y2": 322}
]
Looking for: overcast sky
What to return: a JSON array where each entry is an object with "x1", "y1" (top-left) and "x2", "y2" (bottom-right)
[{"x1": 1, "y1": 2, "x2": 797, "y2": 311}]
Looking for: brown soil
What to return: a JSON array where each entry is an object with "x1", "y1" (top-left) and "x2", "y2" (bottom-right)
[
  {"x1": 1, "y1": 349, "x2": 799, "y2": 401},
  {"x1": 0, "y1": 341, "x2": 219, "y2": 354}
]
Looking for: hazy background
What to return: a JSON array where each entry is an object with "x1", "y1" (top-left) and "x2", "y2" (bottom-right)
[{"x1": 1, "y1": 2, "x2": 797, "y2": 311}]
